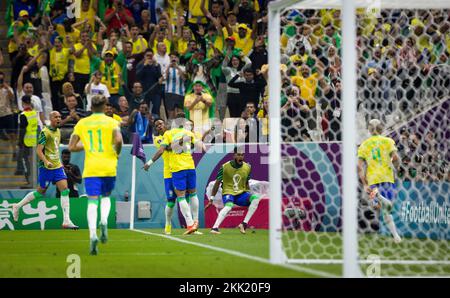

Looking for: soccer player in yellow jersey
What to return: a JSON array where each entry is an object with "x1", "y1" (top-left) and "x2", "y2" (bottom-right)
[
  {"x1": 68, "y1": 95, "x2": 123, "y2": 255},
  {"x1": 143, "y1": 113, "x2": 201, "y2": 235},
  {"x1": 12, "y1": 111, "x2": 78, "y2": 229},
  {"x1": 358, "y1": 119, "x2": 402, "y2": 243},
  {"x1": 152, "y1": 118, "x2": 176, "y2": 235}
]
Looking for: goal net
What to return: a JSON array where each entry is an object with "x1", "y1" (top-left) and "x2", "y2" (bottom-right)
[{"x1": 268, "y1": 0, "x2": 449, "y2": 277}]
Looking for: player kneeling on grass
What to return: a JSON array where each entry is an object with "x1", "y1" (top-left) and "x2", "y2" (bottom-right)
[
  {"x1": 208, "y1": 146, "x2": 261, "y2": 234},
  {"x1": 357, "y1": 119, "x2": 402, "y2": 244},
  {"x1": 12, "y1": 111, "x2": 78, "y2": 229}
]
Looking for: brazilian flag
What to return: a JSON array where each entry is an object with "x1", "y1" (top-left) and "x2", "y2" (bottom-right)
[
  {"x1": 5, "y1": 0, "x2": 14, "y2": 26},
  {"x1": 98, "y1": 0, "x2": 107, "y2": 22},
  {"x1": 39, "y1": 0, "x2": 55, "y2": 16}
]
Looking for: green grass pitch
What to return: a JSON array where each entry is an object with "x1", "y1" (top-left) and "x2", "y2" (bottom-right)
[
  {"x1": 1, "y1": 229, "x2": 448, "y2": 277},
  {"x1": 0, "y1": 228, "x2": 331, "y2": 277}
]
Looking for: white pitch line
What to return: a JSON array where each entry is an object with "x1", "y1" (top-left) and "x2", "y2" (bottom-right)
[{"x1": 131, "y1": 229, "x2": 338, "y2": 278}]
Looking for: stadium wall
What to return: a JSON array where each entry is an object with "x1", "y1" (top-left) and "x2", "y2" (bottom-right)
[{"x1": 0, "y1": 143, "x2": 448, "y2": 238}]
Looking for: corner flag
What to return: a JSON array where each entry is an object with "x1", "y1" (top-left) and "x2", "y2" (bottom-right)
[{"x1": 130, "y1": 133, "x2": 146, "y2": 164}]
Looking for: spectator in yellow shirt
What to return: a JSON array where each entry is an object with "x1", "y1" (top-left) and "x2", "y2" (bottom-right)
[
  {"x1": 225, "y1": 23, "x2": 256, "y2": 56},
  {"x1": 128, "y1": 25, "x2": 148, "y2": 55},
  {"x1": 69, "y1": 31, "x2": 97, "y2": 96},
  {"x1": 184, "y1": 82, "x2": 213, "y2": 135},
  {"x1": 48, "y1": 37, "x2": 71, "y2": 111},
  {"x1": 56, "y1": 19, "x2": 81, "y2": 48},
  {"x1": 99, "y1": 51, "x2": 122, "y2": 109},
  {"x1": 76, "y1": 0, "x2": 98, "y2": 32}
]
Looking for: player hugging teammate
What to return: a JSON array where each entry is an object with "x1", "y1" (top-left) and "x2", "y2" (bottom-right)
[{"x1": 144, "y1": 113, "x2": 203, "y2": 235}]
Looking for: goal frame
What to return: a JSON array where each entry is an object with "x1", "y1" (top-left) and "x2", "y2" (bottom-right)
[
  {"x1": 267, "y1": 0, "x2": 450, "y2": 278},
  {"x1": 267, "y1": 0, "x2": 360, "y2": 278}
]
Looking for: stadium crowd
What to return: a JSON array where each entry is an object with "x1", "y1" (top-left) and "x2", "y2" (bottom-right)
[{"x1": 0, "y1": 1, "x2": 448, "y2": 181}]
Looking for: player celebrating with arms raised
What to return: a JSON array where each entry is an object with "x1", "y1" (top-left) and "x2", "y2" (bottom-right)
[
  {"x1": 68, "y1": 95, "x2": 123, "y2": 255},
  {"x1": 13, "y1": 111, "x2": 78, "y2": 229},
  {"x1": 357, "y1": 119, "x2": 402, "y2": 243},
  {"x1": 143, "y1": 113, "x2": 200, "y2": 235},
  {"x1": 208, "y1": 146, "x2": 261, "y2": 235}
]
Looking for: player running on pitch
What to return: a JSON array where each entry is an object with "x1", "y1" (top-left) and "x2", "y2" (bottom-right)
[
  {"x1": 143, "y1": 113, "x2": 201, "y2": 235},
  {"x1": 12, "y1": 111, "x2": 79, "y2": 229},
  {"x1": 208, "y1": 146, "x2": 261, "y2": 234},
  {"x1": 68, "y1": 95, "x2": 123, "y2": 255},
  {"x1": 357, "y1": 119, "x2": 402, "y2": 243},
  {"x1": 152, "y1": 118, "x2": 177, "y2": 235}
]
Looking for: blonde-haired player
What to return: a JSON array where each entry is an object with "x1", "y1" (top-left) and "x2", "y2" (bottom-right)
[
  {"x1": 357, "y1": 119, "x2": 402, "y2": 243},
  {"x1": 68, "y1": 95, "x2": 123, "y2": 255}
]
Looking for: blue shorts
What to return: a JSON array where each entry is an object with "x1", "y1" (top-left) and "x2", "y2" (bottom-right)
[
  {"x1": 172, "y1": 169, "x2": 196, "y2": 192},
  {"x1": 223, "y1": 192, "x2": 252, "y2": 207},
  {"x1": 370, "y1": 182, "x2": 396, "y2": 201},
  {"x1": 38, "y1": 167, "x2": 67, "y2": 189},
  {"x1": 164, "y1": 178, "x2": 176, "y2": 202},
  {"x1": 84, "y1": 177, "x2": 116, "y2": 197}
]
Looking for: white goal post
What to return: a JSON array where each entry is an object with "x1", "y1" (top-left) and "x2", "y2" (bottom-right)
[
  {"x1": 268, "y1": 0, "x2": 450, "y2": 277},
  {"x1": 268, "y1": 0, "x2": 360, "y2": 278}
]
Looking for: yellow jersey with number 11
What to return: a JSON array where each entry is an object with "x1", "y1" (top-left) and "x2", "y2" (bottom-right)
[
  {"x1": 73, "y1": 113, "x2": 119, "y2": 178},
  {"x1": 357, "y1": 135, "x2": 397, "y2": 186}
]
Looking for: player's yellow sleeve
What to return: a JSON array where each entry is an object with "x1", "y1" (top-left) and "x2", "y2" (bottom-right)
[
  {"x1": 73, "y1": 120, "x2": 82, "y2": 136},
  {"x1": 291, "y1": 76, "x2": 299, "y2": 86},
  {"x1": 357, "y1": 142, "x2": 368, "y2": 160},
  {"x1": 161, "y1": 130, "x2": 172, "y2": 147},
  {"x1": 388, "y1": 138, "x2": 397, "y2": 154}
]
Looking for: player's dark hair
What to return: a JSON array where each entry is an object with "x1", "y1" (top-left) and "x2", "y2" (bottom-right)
[
  {"x1": 133, "y1": 81, "x2": 143, "y2": 88},
  {"x1": 153, "y1": 117, "x2": 163, "y2": 123},
  {"x1": 234, "y1": 146, "x2": 245, "y2": 154},
  {"x1": 244, "y1": 68, "x2": 255, "y2": 75},
  {"x1": 62, "y1": 149, "x2": 71, "y2": 155},
  {"x1": 22, "y1": 95, "x2": 32, "y2": 105},
  {"x1": 91, "y1": 95, "x2": 107, "y2": 112},
  {"x1": 175, "y1": 112, "x2": 186, "y2": 119}
]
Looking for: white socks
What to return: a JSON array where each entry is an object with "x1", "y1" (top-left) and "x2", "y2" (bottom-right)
[
  {"x1": 165, "y1": 205, "x2": 174, "y2": 226},
  {"x1": 383, "y1": 211, "x2": 401, "y2": 241},
  {"x1": 378, "y1": 193, "x2": 393, "y2": 209},
  {"x1": 100, "y1": 197, "x2": 111, "y2": 226},
  {"x1": 243, "y1": 198, "x2": 260, "y2": 224},
  {"x1": 189, "y1": 194, "x2": 199, "y2": 222},
  {"x1": 178, "y1": 197, "x2": 194, "y2": 227},
  {"x1": 87, "y1": 202, "x2": 98, "y2": 240},
  {"x1": 213, "y1": 205, "x2": 232, "y2": 229},
  {"x1": 17, "y1": 191, "x2": 36, "y2": 208},
  {"x1": 60, "y1": 194, "x2": 70, "y2": 223}
]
